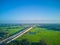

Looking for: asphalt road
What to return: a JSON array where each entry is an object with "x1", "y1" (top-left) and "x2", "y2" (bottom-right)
[{"x1": 0, "y1": 26, "x2": 33, "y2": 44}]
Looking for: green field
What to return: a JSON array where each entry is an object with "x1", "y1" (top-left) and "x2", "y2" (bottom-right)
[
  {"x1": 0, "y1": 24, "x2": 60, "y2": 45},
  {"x1": 0, "y1": 26, "x2": 24, "y2": 41},
  {"x1": 6, "y1": 26, "x2": 24, "y2": 37},
  {"x1": 16, "y1": 27, "x2": 60, "y2": 45}
]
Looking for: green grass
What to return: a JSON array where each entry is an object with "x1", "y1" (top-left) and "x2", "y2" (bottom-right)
[
  {"x1": 6, "y1": 27, "x2": 24, "y2": 37},
  {"x1": 0, "y1": 26, "x2": 24, "y2": 38},
  {"x1": 17, "y1": 27, "x2": 60, "y2": 45}
]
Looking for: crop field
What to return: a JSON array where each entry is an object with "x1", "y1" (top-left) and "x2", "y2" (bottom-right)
[
  {"x1": 16, "y1": 27, "x2": 60, "y2": 45},
  {"x1": 0, "y1": 24, "x2": 28, "y2": 41},
  {"x1": 0, "y1": 24, "x2": 60, "y2": 45}
]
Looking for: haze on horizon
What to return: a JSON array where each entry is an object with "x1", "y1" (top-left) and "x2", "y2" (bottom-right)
[{"x1": 0, "y1": 0, "x2": 60, "y2": 23}]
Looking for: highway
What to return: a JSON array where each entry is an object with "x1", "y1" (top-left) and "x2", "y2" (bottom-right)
[{"x1": 0, "y1": 26, "x2": 33, "y2": 45}]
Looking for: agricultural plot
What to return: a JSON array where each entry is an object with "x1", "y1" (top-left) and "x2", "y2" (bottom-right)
[
  {"x1": 16, "y1": 27, "x2": 60, "y2": 45},
  {"x1": 0, "y1": 24, "x2": 27, "y2": 41},
  {"x1": 7, "y1": 24, "x2": 60, "y2": 45},
  {"x1": 1, "y1": 24, "x2": 60, "y2": 45}
]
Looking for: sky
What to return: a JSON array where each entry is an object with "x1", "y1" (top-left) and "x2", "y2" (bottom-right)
[{"x1": 0, "y1": 0, "x2": 60, "y2": 23}]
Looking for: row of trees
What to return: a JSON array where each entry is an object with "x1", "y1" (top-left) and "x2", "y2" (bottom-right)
[
  {"x1": 7, "y1": 39, "x2": 47, "y2": 45},
  {"x1": 38, "y1": 24, "x2": 60, "y2": 31}
]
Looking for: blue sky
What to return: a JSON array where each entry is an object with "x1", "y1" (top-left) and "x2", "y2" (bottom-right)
[{"x1": 0, "y1": 0, "x2": 60, "y2": 23}]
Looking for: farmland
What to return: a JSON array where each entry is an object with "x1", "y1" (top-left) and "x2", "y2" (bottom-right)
[
  {"x1": 0, "y1": 24, "x2": 30, "y2": 41},
  {"x1": 6, "y1": 24, "x2": 60, "y2": 45},
  {"x1": 0, "y1": 24, "x2": 60, "y2": 45}
]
